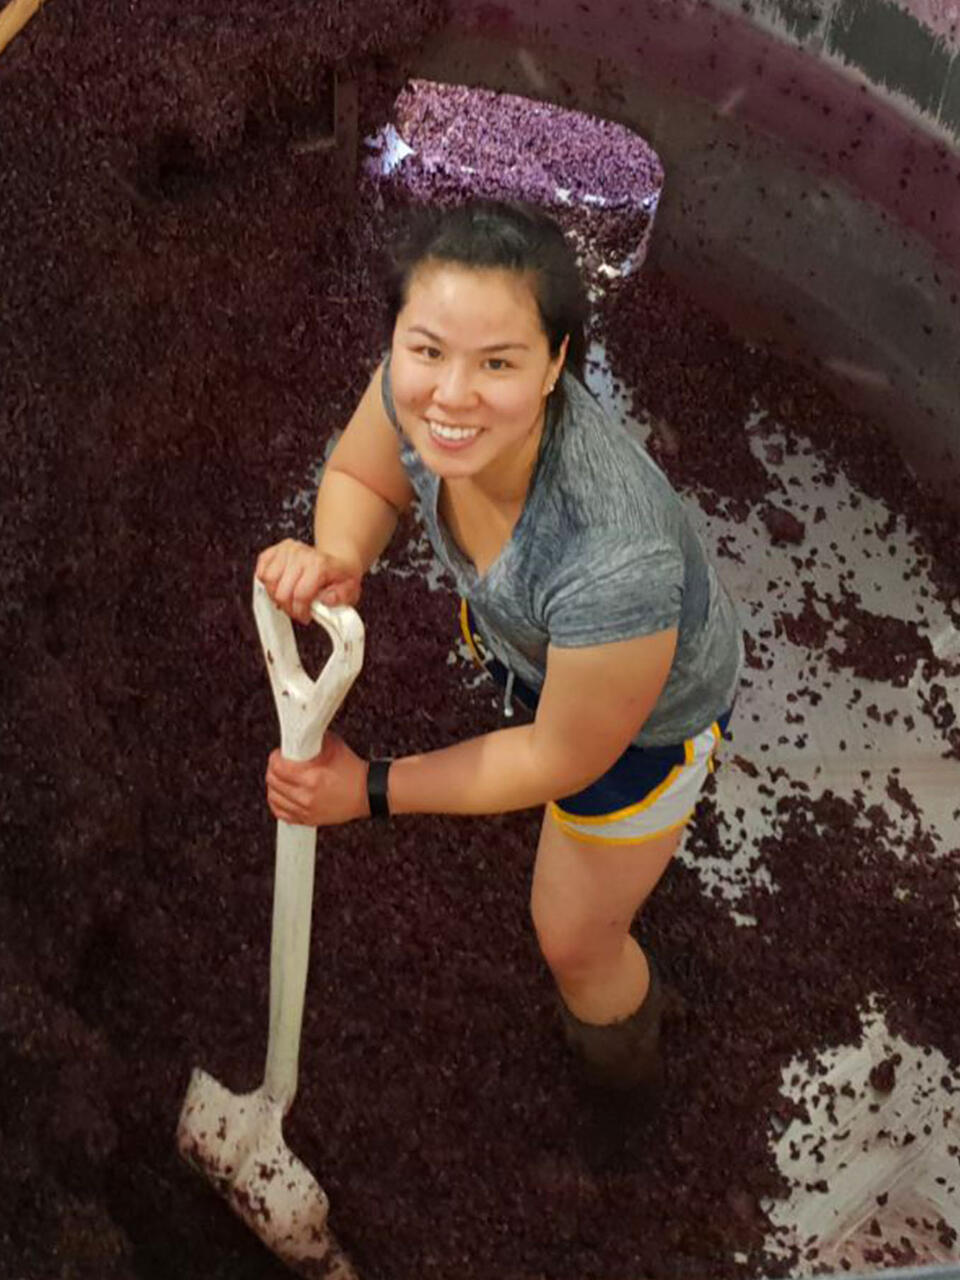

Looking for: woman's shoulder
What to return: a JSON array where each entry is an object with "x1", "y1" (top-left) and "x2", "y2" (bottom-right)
[
  {"x1": 556, "y1": 370, "x2": 644, "y2": 460},
  {"x1": 549, "y1": 371, "x2": 678, "y2": 517}
]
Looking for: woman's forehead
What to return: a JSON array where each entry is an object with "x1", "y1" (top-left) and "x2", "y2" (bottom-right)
[{"x1": 401, "y1": 261, "x2": 544, "y2": 343}]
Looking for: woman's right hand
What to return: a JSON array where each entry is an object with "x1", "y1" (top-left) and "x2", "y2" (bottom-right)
[{"x1": 255, "y1": 540, "x2": 362, "y2": 622}]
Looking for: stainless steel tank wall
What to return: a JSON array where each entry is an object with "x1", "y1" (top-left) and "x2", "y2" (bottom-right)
[
  {"x1": 405, "y1": 0, "x2": 960, "y2": 504},
  {"x1": 709, "y1": 0, "x2": 960, "y2": 140}
]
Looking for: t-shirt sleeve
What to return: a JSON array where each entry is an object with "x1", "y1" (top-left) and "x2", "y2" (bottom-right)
[
  {"x1": 380, "y1": 351, "x2": 401, "y2": 433},
  {"x1": 542, "y1": 532, "x2": 684, "y2": 647}
]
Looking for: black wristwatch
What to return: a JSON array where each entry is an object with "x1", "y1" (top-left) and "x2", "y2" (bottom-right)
[{"x1": 367, "y1": 759, "x2": 392, "y2": 820}]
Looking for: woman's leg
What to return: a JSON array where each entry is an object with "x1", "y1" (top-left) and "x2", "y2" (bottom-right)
[{"x1": 530, "y1": 808, "x2": 684, "y2": 1026}]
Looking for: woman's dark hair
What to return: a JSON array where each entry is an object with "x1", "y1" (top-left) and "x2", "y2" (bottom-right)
[{"x1": 384, "y1": 199, "x2": 589, "y2": 384}]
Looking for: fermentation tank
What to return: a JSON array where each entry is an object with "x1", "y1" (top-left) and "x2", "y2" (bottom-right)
[{"x1": 1, "y1": 2, "x2": 958, "y2": 1278}]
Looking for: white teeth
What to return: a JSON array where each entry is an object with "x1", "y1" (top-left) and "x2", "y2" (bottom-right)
[{"x1": 428, "y1": 421, "x2": 481, "y2": 441}]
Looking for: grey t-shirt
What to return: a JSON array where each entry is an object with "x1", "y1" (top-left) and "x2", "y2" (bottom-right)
[{"x1": 381, "y1": 356, "x2": 743, "y2": 747}]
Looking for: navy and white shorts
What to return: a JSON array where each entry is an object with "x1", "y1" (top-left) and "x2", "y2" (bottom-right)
[{"x1": 460, "y1": 600, "x2": 731, "y2": 846}]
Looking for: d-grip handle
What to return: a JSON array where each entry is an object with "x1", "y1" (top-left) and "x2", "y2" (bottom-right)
[{"x1": 252, "y1": 577, "x2": 365, "y2": 761}]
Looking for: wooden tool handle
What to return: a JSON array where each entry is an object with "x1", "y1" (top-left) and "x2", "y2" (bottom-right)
[{"x1": 0, "y1": 0, "x2": 47, "y2": 57}]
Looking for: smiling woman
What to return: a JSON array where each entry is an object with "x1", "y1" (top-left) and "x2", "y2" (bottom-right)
[{"x1": 255, "y1": 198, "x2": 743, "y2": 1151}]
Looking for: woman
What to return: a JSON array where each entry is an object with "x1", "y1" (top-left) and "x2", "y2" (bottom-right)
[{"x1": 256, "y1": 199, "x2": 742, "y2": 1104}]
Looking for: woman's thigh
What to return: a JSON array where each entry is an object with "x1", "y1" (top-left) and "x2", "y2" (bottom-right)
[{"x1": 530, "y1": 808, "x2": 684, "y2": 963}]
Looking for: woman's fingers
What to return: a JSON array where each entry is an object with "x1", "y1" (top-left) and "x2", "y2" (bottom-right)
[
  {"x1": 291, "y1": 558, "x2": 327, "y2": 619},
  {"x1": 270, "y1": 553, "x2": 318, "y2": 622},
  {"x1": 255, "y1": 544, "x2": 283, "y2": 593},
  {"x1": 266, "y1": 773, "x2": 306, "y2": 806},
  {"x1": 267, "y1": 778, "x2": 308, "y2": 824},
  {"x1": 272, "y1": 557, "x2": 305, "y2": 614},
  {"x1": 266, "y1": 752, "x2": 310, "y2": 797},
  {"x1": 255, "y1": 542, "x2": 361, "y2": 621},
  {"x1": 269, "y1": 799, "x2": 302, "y2": 824},
  {"x1": 267, "y1": 757, "x2": 321, "y2": 823}
]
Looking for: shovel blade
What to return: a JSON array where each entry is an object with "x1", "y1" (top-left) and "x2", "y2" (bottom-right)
[{"x1": 177, "y1": 1068, "x2": 357, "y2": 1279}]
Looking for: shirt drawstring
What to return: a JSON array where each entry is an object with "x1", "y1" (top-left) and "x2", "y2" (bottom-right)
[{"x1": 503, "y1": 667, "x2": 516, "y2": 719}]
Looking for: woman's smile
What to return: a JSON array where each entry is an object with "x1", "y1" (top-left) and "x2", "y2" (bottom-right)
[{"x1": 425, "y1": 418, "x2": 484, "y2": 450}]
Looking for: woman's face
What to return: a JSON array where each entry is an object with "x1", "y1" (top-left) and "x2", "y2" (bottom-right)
[{"x1": 390, "y1": 261, "x2": 567, "y2": 486}]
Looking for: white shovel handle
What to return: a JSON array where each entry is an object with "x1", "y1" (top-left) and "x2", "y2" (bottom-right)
[{"x1": 252, "y1": 577, "x2": 364, "y2": 1108}]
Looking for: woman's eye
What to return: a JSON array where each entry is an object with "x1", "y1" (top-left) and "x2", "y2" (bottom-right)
[{"x1": 486, "y1": 358, "x2": 510, "y2": 372}]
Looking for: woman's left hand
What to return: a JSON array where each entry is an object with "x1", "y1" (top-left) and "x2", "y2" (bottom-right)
[{"x1": 265, "y1": 731, "x2": 369, "y2": 826}]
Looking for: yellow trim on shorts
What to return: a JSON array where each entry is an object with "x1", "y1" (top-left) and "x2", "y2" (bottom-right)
[
  {"x1": 551, "y1": 727, "x2": 701, "y2": 827},
  {"x1": 459, "y1": 598, "x2": 485, "y2": 669},
  {"x1": 707, "y1": 720, "x2": 721, "y2": 771},
  {"x1": 550, "y1": 760, "x2": 687, "y2": 827},
  {"x1": 549, "y1": 808, "x2": 695, "y2": 847},
  {"x1": 548, "y1": 721, "x2": 722, "y2": 830}
]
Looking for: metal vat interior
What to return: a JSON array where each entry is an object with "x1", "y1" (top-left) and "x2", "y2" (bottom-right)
[{"x1": 1, "y1": 1, "x2": 958, "y2": 1276}]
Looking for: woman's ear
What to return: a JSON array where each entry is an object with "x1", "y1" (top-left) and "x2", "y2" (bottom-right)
[{"x1": 546, "y1": 334, "x2": 570, "y2": 393}]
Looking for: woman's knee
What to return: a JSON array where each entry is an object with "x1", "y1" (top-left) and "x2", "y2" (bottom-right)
[
  {"x1": 530, "y1": 810, "x2": 683, "y2": 985},
  {"x1": 530, "y1": 895, "x2": 628, "y2": 986}
]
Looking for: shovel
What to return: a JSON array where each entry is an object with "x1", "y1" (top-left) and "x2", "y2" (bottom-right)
[{"x1": 177, "y1": 576, "x2": 364, "y2": 1279}]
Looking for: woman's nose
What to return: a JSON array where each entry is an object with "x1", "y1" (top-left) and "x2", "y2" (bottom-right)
[{"x1": 433, "y1": 361, "x2": 477, "y2": 409}]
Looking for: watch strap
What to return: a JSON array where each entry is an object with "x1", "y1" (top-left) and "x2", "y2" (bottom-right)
[{"x1": 367, "y1": 758, "x2": 392, "y2": 820}]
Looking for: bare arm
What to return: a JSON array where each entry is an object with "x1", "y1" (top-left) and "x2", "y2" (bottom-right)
[
  {"x1": 387, "y1": 628, "x2": 678, "y2": 815},
  {"x1": 258, "y1": 361, "x2": 415, "y2": 618},
  {"x1": 315, "y1": 361, "x2": 415, "y2": 573}
]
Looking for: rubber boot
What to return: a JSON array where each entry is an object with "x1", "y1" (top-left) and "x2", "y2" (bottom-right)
[
  {"x1": 558, "y1": 954, "x2": 666, "y2": 1096},
  {"x1": 558, "y1": 956, "x2": 667, "y2": 1170}
]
